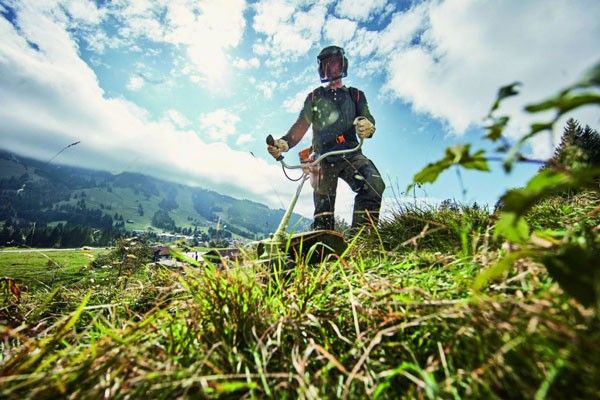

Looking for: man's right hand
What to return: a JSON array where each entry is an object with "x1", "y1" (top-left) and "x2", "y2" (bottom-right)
[{"x1": 267, "y1": 138, "x2": 289, "y2": 159}]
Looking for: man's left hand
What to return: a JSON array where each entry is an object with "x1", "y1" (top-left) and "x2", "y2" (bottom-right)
[{"x1": 354, "y1": 116, "x2": 375, "y2": 139}]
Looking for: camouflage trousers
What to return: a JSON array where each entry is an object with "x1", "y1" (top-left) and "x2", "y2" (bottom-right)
[{"x1": 312, "y1": 152, "x2": 385, "y2": 231}]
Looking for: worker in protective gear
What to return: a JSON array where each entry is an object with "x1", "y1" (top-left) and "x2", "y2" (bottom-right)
[{"x1": 268, "y1": 45, "x2": 385, "y2": 231}]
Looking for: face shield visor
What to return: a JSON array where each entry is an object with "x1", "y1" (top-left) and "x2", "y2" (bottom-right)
[{"x1": 318, "y1": 50, "x2": 348, "y2": 83}]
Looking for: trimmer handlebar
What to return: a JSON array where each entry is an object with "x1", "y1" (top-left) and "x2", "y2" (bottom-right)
[{"x1": 266, "y1": 134, "x2": 363, "y2": 170}]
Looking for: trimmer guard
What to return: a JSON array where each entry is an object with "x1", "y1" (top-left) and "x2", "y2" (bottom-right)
[{"x1": 257, "y1": 229, "x2": 347, "y2": 265}]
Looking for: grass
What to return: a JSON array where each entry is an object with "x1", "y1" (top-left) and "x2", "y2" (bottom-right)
[
  {"x1": 525, "y1": 190, "x2": 600, "y2": 231},
  {"x1": 0, "y1": 248, "x2": 108, "y2": 289},
  {"x1": 0, "y1": 200, "x2": 598, "y2": 399},
  {"x1": 376, "y1": 203, "x2": 496, "y2": 255}
]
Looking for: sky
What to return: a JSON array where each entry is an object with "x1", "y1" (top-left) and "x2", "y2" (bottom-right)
[{"x1": 1, "y1": 0, "x2": 599, "y2": 222}]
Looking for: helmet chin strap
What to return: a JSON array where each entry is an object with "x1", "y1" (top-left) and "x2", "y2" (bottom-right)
[{"x1": 320, "y1": 74, "x2": 344, "y2": 83}]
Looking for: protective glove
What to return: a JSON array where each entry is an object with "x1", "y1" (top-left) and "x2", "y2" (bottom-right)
[
  {"x1": 354, "y1": 116, "x2": 375, "y2": 139},
  {"x1": 267, "y1": 138, "x2": 289, "y2": 159}
]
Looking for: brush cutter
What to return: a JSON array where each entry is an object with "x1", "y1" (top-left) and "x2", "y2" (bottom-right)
[{"x1": 257, "y1": 135, "x2": 364, "y2": 264}]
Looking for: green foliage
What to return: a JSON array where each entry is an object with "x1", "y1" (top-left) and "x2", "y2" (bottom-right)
[
  {"x1": 490, "y1": 82, "x2": 521, "y2": 112},
  {"x1": 542, "y1": 236, "x2": 599, "y2": 308},
  {"x1": 151, "y1": 209, "x2": 176, "y2": 231},
  {"x1": 407, "y1": 61, "x2": 600, "y2": 310},
  {"x1": 499, "y1": 167, "x2": 600, "y2": 220},
  {"x1": 91, "y1": 237, "x2": 152, "y2": 270},
  {"x1": 407, "y1": 144, "x2": 489, "y2": 192},
  {"x1": 502, "y1": 61, "x2": 600, "y2": 172},
  {"x1": 158, "y1": 188, "x2": 179, "y2": 212},
  {"x1": 546, "y1": 118, "x2": 600, "y2": 170},
  {"x1": 494, "y1": 212, "x2": 530, "y2": 244}
]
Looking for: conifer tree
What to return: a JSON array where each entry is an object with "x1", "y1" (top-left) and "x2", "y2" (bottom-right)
[{"x1": 546, "y1": 118, "x2": 600, "y2": 169}]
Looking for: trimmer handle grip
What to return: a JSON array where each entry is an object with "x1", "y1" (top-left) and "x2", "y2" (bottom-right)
[
  {"x1": 266, "y1": 134, "x2": 284, "y2": 161},
  {"x1": 266, "y1": 134, "x2": 275, "y2": 146}
]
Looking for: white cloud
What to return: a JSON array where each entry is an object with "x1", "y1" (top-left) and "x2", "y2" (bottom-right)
[
  {"x1": 14, "y1": 0, "x2": 247, "y2": 93},
  {"x1": 323, "y1": 16, "x2": 357, "y2": 45},
  {"x1": 341, "y1": 2, "x2": 429, "y2": 67},
  {"x1": 343, "y1": 27, "x2": 380, "y2": 59},
  {"x1": 84, "y1": 29, "x2": 123, "y2": 53},
  {"x1": 126, "y1": 75, "x2": 145, "y2": 91},
  {"x1": 376, "y1": 3, "x2": 396, "y2": 24},
  {"x1": 255, "y1": 80, "x2": 278, "y2": 99},
  {"x1": 252, "y1": 0, "x2": 295, "y2": 36},
  {"x1": 283, "y1": 85, "x2": 314, "y2": 113},
  {"x1": 97, "y1": 0, "x2": 247, "y2": 92},
  {"x1": 164, "y1": 109, "x2": 190, "y2": 128},
  {"x1": 386, "y1": 47, "x2": 476, "y2": 131},
  {"x1": 233, "y1": 57, "x2": 260, "y2": 70},
  {"x1": 199, "y1": 109, "x2": 241, "y2": 141},
  {"x1": 373, "y1": 0, "x2": 600, "y2": 157},
  {"x1": 63, "y1": 0, "x2": 105, "y2": 25},
  {"x1": 252, "y1": 0, "x2": 328, "y2": 67},
  {"x1": 164, "y1": 1, "x2": 247, "y2": 89},
  {"x1": 0, "y1": 7, "x2": 298, "y2": 210},
  {"x1": 236, "y1": 133, "x2": 255, "y2": 146},
  {"x1": 377, "y1": 2, "x2": 428, "y2": 53},
  {"x1": 335, "y1": 0, "x2": 388, "y2": 22}
]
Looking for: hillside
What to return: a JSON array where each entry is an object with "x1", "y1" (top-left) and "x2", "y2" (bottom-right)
[{"x1": 0, "y1": 149, "x2": 309, "y2": 245}]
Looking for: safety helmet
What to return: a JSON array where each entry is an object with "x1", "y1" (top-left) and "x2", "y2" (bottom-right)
[{"x1": 317, "y1": 45, "x2": 348, "y2": 83}]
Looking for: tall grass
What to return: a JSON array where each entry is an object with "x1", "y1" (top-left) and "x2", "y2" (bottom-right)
[
  {"x1": 525, "y1": 190, "x2": 600, "y2": 231},
  {"x1": 0, "y1": 200, "x2": 598, "y2": 398},
  {"x1": 376, "y1": 202, "x2": 496, "y2": 255}
]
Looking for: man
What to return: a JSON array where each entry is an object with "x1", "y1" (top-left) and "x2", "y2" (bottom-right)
[{"x1": 267, "y1": 45, "x2": 385, "y2": 231}]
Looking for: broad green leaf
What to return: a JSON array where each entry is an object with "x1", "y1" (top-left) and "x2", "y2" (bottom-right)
[
  {"x1": 571, "y1": 166, "x2": 600, "y2": 187},
  {"x1": 524, "y1": 98, "x2": 557, "y2": 113},
  {"x1": 494, "y1": 212, "x2": 530, "y2": 244},
  {"x1": 500, "y1": 189, "x2": 530, "y2": 213},
  {"x1": 484, "y1": 116, "x2": 509, "y2": 141},
  {"x1": 555, "y1": 92, "x2": 600, "y2": 115},
  {"x1": 526, "y1": 169, "x2": 570, "y2": 192},
  {"x1": 444, "y1": 145, "x2": 490, "y2": 171},
  {"x1": 495, "y1": 143, "x2": 510, "y2": 153},
  {"x1": 446, "y1": 144, "x2": 470, "y2": 162},
  {"x1": 412, "y1": 159, "x2": 452, "y2": 185},
  {"x1": 542, "y1": 243, "x2": 600, "y2": 308},
  {"x1": 489, "y1": 82, "x2": 521, "y2": 114},
  {"x1": 525, "y1": 92, "x2": 600, "y2": 114},
  {"x1": 501, "y1": 168, "x2": 600, "y2": 216},
  {"x1": 503, "y1": 145, "x2": 524, "y2": 172},
  {"x1": 461, "y1": 149, "x2": 490, "y2": 171},
  {"x1": 500, "y1": 171, "x2": 568, "y2": 215},
  {"x1": 408, "y1": 145, "x2": 489, "y2": 190},
  {"x1": 530, "y1": 121, "x2": 554, "y2": 135}
]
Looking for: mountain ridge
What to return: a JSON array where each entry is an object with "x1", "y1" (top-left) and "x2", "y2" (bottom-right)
[{"x1": 0, "y1": 149, "x2": 309, "y2": 246}]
